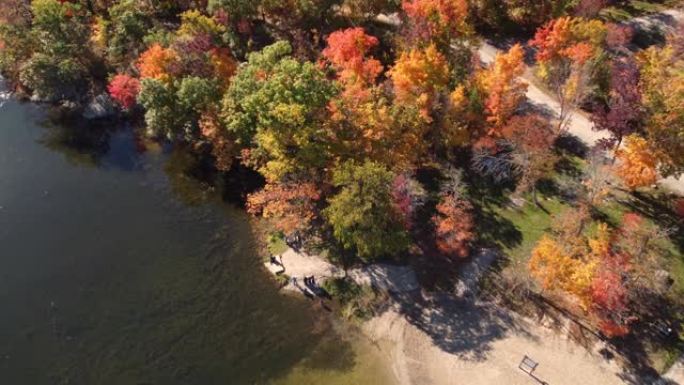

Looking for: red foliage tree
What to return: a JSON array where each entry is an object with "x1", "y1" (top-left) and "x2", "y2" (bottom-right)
[
  {"x1": 592, "y1": 57, "x2": 643, "y2": 151},
  {"x1": 107, "y1": 74, "x2": 140, "y2": 109},
  {"x1": 322, "y1": 27, "x2": 383, "y2": 85},
  {"x1": 606, "y1": 23, "x2": 633, "y2": 51},
  {"x1": 391, "y1": 174, "x2": 425, "y2": 230},
  {"x1": 591, "y1": 265, "x2": 631, "y2": 337},
  {"x1": 675, "y1": 199, "x2": 684, "y2": 219}
]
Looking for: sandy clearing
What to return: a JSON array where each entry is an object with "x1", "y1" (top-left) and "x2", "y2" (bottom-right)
[
  {"x1": 665, "y1": 357, "x2": 684, "y2": 384},
  {"x1": 363, "y1": 299, "x2": 626, "y2": 385},
  {"x1": 269, "y1": 250, "x2": 636, "y2": 384}
]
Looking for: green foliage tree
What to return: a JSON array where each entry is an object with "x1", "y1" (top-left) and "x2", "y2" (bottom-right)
[
  {"x1": 106, "y1": 0, "x2": 151, "y2": 67},
  {"x1": 221, "y1": 41, "x2": 337, "y2": 181},
  {"x1": 324, "y1": 160, "x2": 410, "y2": 261},
  {"x1": 207, "y1": 0, "x2": 260, "y2": 20},
  {"x1": 13, "y1": 0, "x2": 92, "y2": 101},
  {"x1": 138, "y1": 76, "x2": 221, "y2": 139},
  {"x1": 137, "y1": 77, "x2": 181, "y2": 137},
  {"x1": 19, "y1": 54, "x2": 88, "y2": 101},
  {"x1": 176, "y1": 76, "x2": 220, "y2": 114}
]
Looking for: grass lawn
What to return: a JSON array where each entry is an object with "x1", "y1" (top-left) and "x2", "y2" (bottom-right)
[
  {"x1": 484, "y1": 195, "x2": 569, "y2": 264},
  {"x1": 475, "y1": 166, "x2": 684, "y2": 372},
  {"x1": 599, "y1": 0, "x2": 679, "y2": 22}
]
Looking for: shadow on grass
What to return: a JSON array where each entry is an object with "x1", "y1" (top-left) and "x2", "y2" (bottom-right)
[
  {"x1": 621, "y1": 190, "x2": 684, "y2": 252},
  {"x1": 555, "y1": 133, "x2": 590, "y2": 159}
]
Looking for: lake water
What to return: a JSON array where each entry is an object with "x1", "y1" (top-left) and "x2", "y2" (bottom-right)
[{"x1": 0, "y1": 87, "x2": 392, "y2": 384}]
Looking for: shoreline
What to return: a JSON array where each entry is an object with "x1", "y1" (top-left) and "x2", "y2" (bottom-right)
[{"x1": 264, "y1": 248, "x2": 651, "y2": 385}]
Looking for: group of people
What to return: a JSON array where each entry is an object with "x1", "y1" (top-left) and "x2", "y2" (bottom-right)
[{"x1": 303, "y1": 275, "x2": 317, "y2": 289}]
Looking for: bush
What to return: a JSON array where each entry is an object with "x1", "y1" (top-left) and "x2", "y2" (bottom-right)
[{"x1": 321, "y1": 277, "x2": 384, "y2": 320}]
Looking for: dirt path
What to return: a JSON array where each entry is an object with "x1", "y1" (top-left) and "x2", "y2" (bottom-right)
[{"x1": 266, "y1": 248, "x2": 419, "y2": 294}]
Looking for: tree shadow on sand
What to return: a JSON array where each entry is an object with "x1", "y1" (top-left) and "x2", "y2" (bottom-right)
[{"x1": 389, "y1": 291, "x2": 537, "y2": 362}]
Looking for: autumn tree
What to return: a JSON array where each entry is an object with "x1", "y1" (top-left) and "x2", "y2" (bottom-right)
[
  {"x1": 322, "y1": 27, "x2": 383, "y2": 86},
  {"x1": 107, "y1": 73, "x2": 140, "y2": 109},
  {"x1": 590, "y1": 262, "x2": 630, "y2": 337},
  {"x1": 614, "y1": 135, "x2": 658, "y2": 190},
  {"x1": 433, "y1": 193, "x2": 474, "y2": 258},
  {"x1": 503, "y1": 114, "x2": 558, "y2": 203},
  {"x1": 324, "y1": 160, "x2": 409, "y2": 261},
  {"x1": 530, "y1": 17, "x2": 607, "y2": 133},
  {"x1": 137, "y1": 43, "x2": 178, "y2": 81},
  {"x1": 591, "y1": 57, "x2": 642, "y2": 152},
  {"x1": 637, "y1": 44, "x2": 684, "y2": 177},
  {"x1": 389, "y1": 44, "x2": 450, "y2": 121},
  {"x1": 220, "y1": 41, "x2": 337, "y2": 181},
  {"x1": 0, "y1": 0, "x2": 33, "y2": 78},
  {"x1": 475, "y1": 44, "x2": 528, "y2": 142},
  {"x1": 199, "y1": 109, "x2": 236, "y2": 171},
  {"x1": 391, "y1": 173, "x2": 426, "y2": 230},
  {"x1": 402, "y1": 0, "x2": 471, "y2": 45},
  {"x1": 329, "y1": 86, "x2": 429, "y2": 170},
  {"x1": 529, "y1": 235, "x2": 585, "y2": 294},
  {"x1": 247, "y1": 182, "x2": 321, "y2": 238}
]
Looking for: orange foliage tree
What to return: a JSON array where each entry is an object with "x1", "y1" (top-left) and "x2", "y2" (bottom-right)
[
  {"x1": 402, "y1": 0, "x2": 471, "y2": 44},
  {"x1": 388, "y1": 44, "x2": 450, "y2": 121},
  {"x1": 137, "y1": 44, "x2": 178, "y2": 80},
  {"x1": 209, "y1": 47, "x2": 237, "y2": 89},
  {"x1": 615, "y1": 135, "x2": 658, "y2": 190},
  {"x1": 199, "y1": 109, "x2": 235, "y2": 171},
  {"x1": 432, "y1": 194, "x2": 474, "y2": 258},
  {"x1": 502, "y1": 114, "x2": 558, "y2": 201},
  {"x1": 247, "y1": 182, "x2": 321, "y2": 237},
  {"x1": 476, "y1": 44, "x2": 528, "y2": 138}
]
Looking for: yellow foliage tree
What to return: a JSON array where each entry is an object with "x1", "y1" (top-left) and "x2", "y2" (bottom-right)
[
  {"x1": 529, "y1": 235, "x2": 579, "y2": 293},
  {"x1": 637, "y1": 45, "x2": 684, "y2": 177},
  {"x1": 177, "y1": 10, "x2": 226, "y2": 37}
]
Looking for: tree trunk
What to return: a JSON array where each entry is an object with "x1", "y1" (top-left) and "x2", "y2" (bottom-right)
[{"x1": 611, "y1": 135, "x2": 623, "y2": 163}]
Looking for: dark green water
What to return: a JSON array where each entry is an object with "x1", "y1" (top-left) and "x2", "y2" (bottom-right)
[{"x1": 0, "y1": 89, "x2": 390, "y2": 384}]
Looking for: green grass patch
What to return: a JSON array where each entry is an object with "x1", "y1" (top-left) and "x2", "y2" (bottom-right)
[
  {"x1": 485, "y1": 196, "x2": 570, "y2": 264},
  {"x1": 267, "y1": 232, "x2": 289, "y2": 256},
  {"x1": 600, "y1": 0, "x2": 669, "y2": 22}
]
